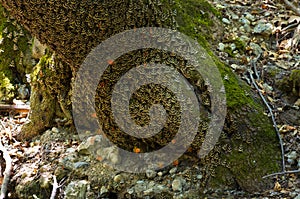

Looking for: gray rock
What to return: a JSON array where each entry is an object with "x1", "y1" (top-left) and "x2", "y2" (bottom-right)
[
  {"x1": 222, "y1": 18, "x2": 231, "y2": 24},
  {"x1": 243, "y1": 24, "x2": 252, "y2": 33},
  {"x1": 197, "y1": 174, "x2": 203, "y2": 180},
  {"x1": 294, "y1": 194, "x2": 300, "y2": 199},
  {"x1": 172, "y1": 178, "x2": 184, "y2": 192},
  {"x1": 249, "y1": 42, "x2": 263, "y2": 56},
  {"x1": 245, "y1": 12, "x2": 255, "y2": 22},
  {"x1": 100, "y1": 186, "x2": 109, "y2": 196},
  {"x1": 51, "y1": 127, "x2": 60, "y2": 134},
  {"x1": 240, "y1": 35, "x2": 250, "y2": 43},
  {"x1": 230, "y1": 43, "x2": 236, "y2": 51},
  {"x1": 64, "y1": 180, "x2": 90, "y2": 199},
  {"x1": 287, "y1": 151, "x2": 297, "y2": 164},
  {"x1": 146, "y1": 169, "x2": 157, "y2": 179},
  {"x1": 77, "y1": 135, "x2": 106, "y2": 155},
  {"x1": 73, "y1": 162, "x2": 90, "y2": 169},
  {"x1": 218, "y1": 43, "x2": 225, "y2": 51},
  {"x1": 169, "y1": 167, "x2": 177, "y2": 174},
  {"x1": 239, "y1": 17, "x2": 250, "y2": 25},
  {"x1": 253, "y1": 22, "x2": 273, "y2": 35}
]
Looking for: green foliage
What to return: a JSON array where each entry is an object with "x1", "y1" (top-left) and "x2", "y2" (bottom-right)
[{"x1": 0, "y1": 5, "x2": 32, "y2": 102}]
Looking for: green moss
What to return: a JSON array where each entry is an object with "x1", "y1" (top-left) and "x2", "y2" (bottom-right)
[{"x1": 167, "y1": 0, "x2": 221, "y2": 48}]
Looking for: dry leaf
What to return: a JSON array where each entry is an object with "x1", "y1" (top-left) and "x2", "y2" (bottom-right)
[{"x1": 274, "y1": 181, "x2": 282, "y2": 191}]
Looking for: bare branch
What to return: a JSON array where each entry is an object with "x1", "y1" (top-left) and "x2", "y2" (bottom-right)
[
  {"x1": 262, "y1": 169, "x2": 300, "y2": 179},
  {"x1": 282, "y1": 0, "x2": 300, "y2": 16},
  {"x1": 0, "y1": 140, "x2": 12, "y2": 199}
]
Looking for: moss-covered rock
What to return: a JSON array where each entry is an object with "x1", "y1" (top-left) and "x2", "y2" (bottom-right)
[{"x1": 277, "y1": 69, "x2": 300, "y2": 97}]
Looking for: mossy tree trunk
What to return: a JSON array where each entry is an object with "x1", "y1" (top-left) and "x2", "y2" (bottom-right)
[{"x1": 0, "y1": 0, "x2": 281, "y2": 192}]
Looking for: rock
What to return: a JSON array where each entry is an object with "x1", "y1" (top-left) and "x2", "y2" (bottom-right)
[
  {"x1": 230, "y1": 43, "x2": 236, "y2": 51},
  {"x1": 172, "y1": 177, "x2": 184, "y2": 192},
  {"x1": 113, "y1": 174, "x2": 124, "y2": 183},
  {"x1": 17, "y1": 84, "x2": 30, "y2": 99},
  {"x1": 77, "y1": 135, "x2": 105, "y2": 155},
  {"x1": 240, "y1": 35, "x2": 250, "y2": 43},
  {"x1": 253, "y1": 22, "x2": 273, "y2": 35},
  {"x1": 39, "y1": 173, "x2": 51, "y2": 188},
  {"x1": 218, "y1": 43, "x2": 225, "y2": 51},
  {"x1": 51, "y1": 127, "x2": 60, "y2": 134},
  {"x1": 239, "y1": 17, "x2": 250, "y2": 25},
  {"x1": 222, "y1": 18, "x2": 231, "y2": 24},
  {"x1": 287, "y1": 151, "x2": 297, "y2": 164},
  {"x1": 157, "y1": 172, "x2": 163, "y2": 177},
  {"x1": 197, "y1": 174, "x2": 203, "y2": 180},
  {"x1": 101, "y1": 146, "x2": 120, "y2": 164},
  {"x1": 295, "y1": 194, "x2": 300, "y2": 199},
  {"x1": 73, "y1": 162, "x2": 90, "y2": 169},
  {"x1": 146, "y1": 169, "x2": 157, "y2": 179},
  {"x1": 249, "y1": 42, "x2": 263, "y2": 56},
  {"x1": 243, "y1": 24, "x2": 252, "y2": 33},
  {"x1": 244, "y1": 12, "x2": 255, "y2": 22},
  {"x1": 100, "y1": 186, "x2": 109, "y2": 196},
  {"x1": 64, "y1": 180, "x2": 90, "y2": 199},
  {"x1": 295, "y1": 98, "x2": 300, "y2": 107},
  {"x1": 169, "y1": 167, "x2": 177, "y2": 174}
]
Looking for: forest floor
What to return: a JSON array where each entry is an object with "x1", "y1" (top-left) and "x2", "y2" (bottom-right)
[{"x1": 0, "y1": 0, "x2": 300, "y2": 198}]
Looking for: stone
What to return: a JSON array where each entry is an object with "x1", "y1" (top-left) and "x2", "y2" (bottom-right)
[
  {"x1": 218, "y1": 43, "x2": 225, "y2": 51},
  {"x1": 169, "y1": 167, "x2": 177, "y2": 174},
  {"x1": 146, "y1": 169, "x2": 157, "y2": 179},
  {"x1": 64, "y1": 180, "x2": 90, "y2": 199},
  {"x1": 172, "y1": 178, "x2": 183, "y2": 192},
  {"x1": 51, "y1": 127, "x2": 60, "y2": 134},
  {"x1": 253, "y1": 22, "x2": 273, "y2": 35},
  {"x1": 249, "y1": 42, "x2": 263, "y2": 56},
  {"x1": 222, "y1": 18, "x2": 231, "y2": 24},
  {"x1": 244, "y1": 13, "x2": 255, "y2": 22},
  {"x1": 239, "y1": 17, "x2": 250, "y2": 25}
]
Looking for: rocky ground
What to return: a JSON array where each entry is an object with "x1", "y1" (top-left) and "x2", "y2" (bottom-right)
[{"x1": 0, "y1": 0, "x2": 300, "y2": 198}]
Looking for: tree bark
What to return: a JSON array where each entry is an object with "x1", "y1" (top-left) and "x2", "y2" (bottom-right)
[{"x1": 0, "y1": 0, "x2": 281, "y2": 192}]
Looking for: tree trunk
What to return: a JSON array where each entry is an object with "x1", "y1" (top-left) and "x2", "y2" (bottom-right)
[{"x1": 0, "y1": 0, "x2": 281, "y2": 192}]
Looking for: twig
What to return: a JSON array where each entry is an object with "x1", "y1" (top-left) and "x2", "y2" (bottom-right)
[
  {"x1": 0, "y1": 140, "x2": 12, "y2": 199},
  {"x1": 282, "y1": 0, "x2": 300, "y2": 16},
  {"x1": 248, "y1": 68, "x2": 286, "y2": 173},
  {"x1": 50, "y1": 176, "x2": 58, "y2": 199},
  {"x1": 50, "y1": 176, "x2": 65, "y2": 199},
  {"x1": 262, "y1": 169, "x2": 300, "y2": 179}
]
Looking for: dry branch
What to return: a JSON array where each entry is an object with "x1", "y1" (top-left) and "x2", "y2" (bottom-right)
[
  {"x1": 0, "y1": 140, "x2": 12, "y2": 199},
  {"x1": 282, "y1": 0, "x2": 300, "y2": 16},
  {"x1": 0, "y1": 104, "x2": 30, "y2": 114}
]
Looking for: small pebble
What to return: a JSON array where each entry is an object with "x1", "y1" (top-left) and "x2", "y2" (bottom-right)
[
  {"x1": 146, "y1": 169, "x2": 157, "y2": 179},
  {"x1": 218, "y1": 43, "x2": 225, "y2": 51},
  {"x1": 51, "y1": 127, "x2": 60, "y2": 134},
  {"x1": 169, "y1": 167, "x2": 177, "y2": 174},
  {"x1": 222, "y1": 18, "x2": 231, "y2": 24}
]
